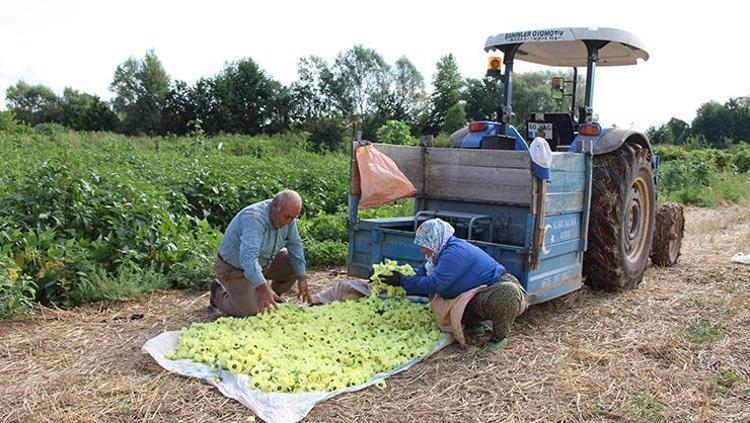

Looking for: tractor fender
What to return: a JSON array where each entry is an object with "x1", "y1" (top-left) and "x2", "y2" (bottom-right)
[
  {"x1": 593, "y1": 128, "x2": 651, "y2": 155},
  {"x1": 449, "y1": 126, "x2": 469, "y2": 147},
  {"x1": 450, "y1": 122, "x2": 529, "y2": 150}
]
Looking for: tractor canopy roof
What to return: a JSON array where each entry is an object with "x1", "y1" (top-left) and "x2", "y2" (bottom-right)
[{"x1": 484, "y1": 27, "x2": 648, "y2": 67}]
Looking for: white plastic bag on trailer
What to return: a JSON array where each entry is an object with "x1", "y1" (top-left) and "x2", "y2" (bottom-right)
[{"x1": 143, "y1": 330, "x2": 452, "y2": 423}]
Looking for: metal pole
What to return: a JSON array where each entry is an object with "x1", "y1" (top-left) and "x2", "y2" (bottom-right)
[
  {"x1": 347, "y1": 137, "x2": 360, "y2": 276},
  {"x1": 570, "y1": 67, "x2": 578, "y2": 118},
  {"x1": 501, "y1": 59, "x2": 514, "y2": 114},
  {"x1": 580, "y1": 140, "x2": 593, "y2": 251},
  {"x1": 582, "y1": 41, "x2": 608, "y2": 123},
  {"x1": 583, "y1": 49, "x2": 596, "y2": 122},
  {"x1": 500, "y1": 44, "x2": 520, "y2": 135}
]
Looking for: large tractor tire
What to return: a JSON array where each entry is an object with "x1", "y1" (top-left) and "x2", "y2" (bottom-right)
[
  {"x1": 584, "y1": 140, "x2": 656, "y2": 290},
  {"x1": 650, "y1": 202, "x2": 685, "y2": 266}
]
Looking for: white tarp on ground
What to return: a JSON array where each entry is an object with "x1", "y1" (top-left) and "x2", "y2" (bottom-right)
[{"x1": 143, "y1": 330, "x2": 452, "y2": 423}]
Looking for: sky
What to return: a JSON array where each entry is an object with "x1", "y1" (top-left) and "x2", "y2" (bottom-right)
[{"x1": 1, "y1": 0, "x2": 747, "y2": 131}]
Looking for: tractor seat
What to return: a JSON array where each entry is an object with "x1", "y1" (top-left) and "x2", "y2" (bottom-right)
[{"x1": 526, "y1": 113, "x2": 576, "y2": 151}]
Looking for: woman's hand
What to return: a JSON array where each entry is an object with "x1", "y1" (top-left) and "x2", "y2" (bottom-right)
[{"x1": 381, "y1": 271, "x2": 403, "y2": 287}]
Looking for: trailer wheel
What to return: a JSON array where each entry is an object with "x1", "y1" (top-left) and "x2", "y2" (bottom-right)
[
  {"x1": 584, "y1": 140, "x2": 656, "y2": 290},
  {"x1": 650, "y1": 202, "x2": 684, "y2": 266}
]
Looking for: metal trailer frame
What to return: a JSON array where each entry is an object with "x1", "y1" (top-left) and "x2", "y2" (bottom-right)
[{"x1": 347, "y1": 141, "x2": 593, "y2": 305}]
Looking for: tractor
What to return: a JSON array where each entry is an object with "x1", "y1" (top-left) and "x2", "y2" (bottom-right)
[{"x1": 347, "y1": 27, "x2": 684, "y2": 303}]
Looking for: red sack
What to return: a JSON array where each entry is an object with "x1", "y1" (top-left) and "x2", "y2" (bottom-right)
[{"x1": 356, "y1": 144, "x2": 416, "y2": 209}]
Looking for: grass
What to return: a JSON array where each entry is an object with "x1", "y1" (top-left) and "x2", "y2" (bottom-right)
[
  {"x1": 72, "y1": 262, "x2": 170, "y2": 303},
  {"x1": 708, "y1": 370, "x2": 742, "y2": 394},
  {"x1": 665, "y1": 173, "x2": 750, "y2": 207},
  {"x1": 684, "y1": 319, "x2": 722, "y2": 343},
  {"x1": 587, "y1": 399, "x2": 607, "y2": 416},
  {"x1": 629, "y1": 392, "x2": 662, "y2": 422}
]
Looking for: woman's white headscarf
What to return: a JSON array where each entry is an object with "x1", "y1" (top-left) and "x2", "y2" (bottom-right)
[{"x1": 414, "y1": 218, "x2": 455, "y2": 274}]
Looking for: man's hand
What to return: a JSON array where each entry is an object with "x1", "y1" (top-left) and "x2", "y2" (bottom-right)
[
  {"x1": 381, "y1": 271, "x2": 403, "y2": 287},
  {"x1": 296, "y1": 275, "x2": 313, "y2": 304},
  {"x1": 256, "y1": 283, "x2": 280, "y2": 314}
]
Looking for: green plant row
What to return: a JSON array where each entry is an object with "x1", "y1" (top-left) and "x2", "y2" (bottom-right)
[
  {"x1": 654, "y1": 144, "x2": 750, "y2": 173},
  {"x1": 1, "y1": 126, "x2": 746, "y2": 318},
  {"x1": 654, "y1": 145, "x2": 750, "y2": 207},
  {"x1": 0, "y1": 129, "x2": 351, "y2": 318}
]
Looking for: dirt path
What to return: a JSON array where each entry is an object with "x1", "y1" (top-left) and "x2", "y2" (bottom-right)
[{"x1": 2, "y1": 204, "x2": 749, "y2": 422}]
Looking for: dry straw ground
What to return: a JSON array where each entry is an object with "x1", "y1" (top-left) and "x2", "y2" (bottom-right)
[{"x1": 2, "y1": 203, "x2": 749, "y2": 422}]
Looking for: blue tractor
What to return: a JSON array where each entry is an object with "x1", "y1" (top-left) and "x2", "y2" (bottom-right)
[{"x1": 347, "y1": 27, "x2": 684, "y2": 303}]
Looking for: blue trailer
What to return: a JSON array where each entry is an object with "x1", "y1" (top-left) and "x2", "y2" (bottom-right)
[{"x1": 347, "y1": 28, "x2": 684, "y2": 303}]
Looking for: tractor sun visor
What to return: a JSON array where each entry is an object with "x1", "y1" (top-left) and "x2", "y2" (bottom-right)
[{"x1": 529, "y1": 137, "x2": 552, "y2": 180}]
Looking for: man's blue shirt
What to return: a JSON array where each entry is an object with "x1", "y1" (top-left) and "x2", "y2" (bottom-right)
[{"x1": 217, "y1": 200, "x2": 306, "y2": 287}]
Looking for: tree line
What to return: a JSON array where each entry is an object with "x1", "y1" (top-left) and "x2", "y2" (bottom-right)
[
  {"x1": 1, "y1": 46, "x2": 583, "y2": 149},
  {"x1": 646, "y1": 97, "x2": 750, "y2": 148},
  {"x1": 4, "y1": 45, "x2": 748, "y2": 150}
]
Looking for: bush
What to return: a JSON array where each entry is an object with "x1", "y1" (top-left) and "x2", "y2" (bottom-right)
[
  {"x1": 691, "y1": 149, "x2": 732, "y2": 171},
  {"x1": 0, "y1": 254, "x2": 36, "y2": 319},
  {"x1": 0, "y1": 228, "x2": 93, "y2": 307},
  {"x1": 165, "y1": 217, "x2": 222, "y2": 290},
  {"x1": 73, "y1": 261, "x2": 169, "y2": 304},
  {"x1": 442, "y1": 103, "x2": 466, "y2": 133},
  {"x1": 300, "y1": 214, "x2": 348, "y2": 243},
  {"x1": 0, "y1": 129, "x2": 352, "y2": 315},
  {"x1": 34, "y1": 122, "x2": 68, "y2": 137},
  {"x1": 219, "y1": 131, "x2": 310, "y2": 158},
  {"x1": 304, "y1": 239, "x2": 348, "y2": 267},
  {"x1": 654, "y1": 144, "x2": 747, "y2": 172},
  {"x1": 652, "y1": 145, "x2": 686, "y2": 162},
  {"x1": 658, "y1": 157, "x2": 746, "y2": 206},
  {"x1": 298, "y1": 213, "x2": 349, "y2": 267},
  {"x1": 731, "y1": 146, "x2": 750, "y2": 173},
  {"x1": 358, "y1": 198, "x2": 414, "y2": 219},
  {"x1": 659, "y1": 159, "x2": 713, "y2": 203},
  {"x1": 303, "y1": 116, "x2": 348, "y2": 152},
  {"x1": 2, "y1": 127, "x2": 746, "y2": 317},
  {"x1": 180, "y1": 166, "x2": 243, "y2": 227},
  {"x1": 0, "y1": 110, "x2": 32, "y2": 134},
  {"x1": 432, "y1": 133, "x2": 452, "y2": 148},
  {"x1": 376, "y1": 120, "x2": 414, "y2": 145}
]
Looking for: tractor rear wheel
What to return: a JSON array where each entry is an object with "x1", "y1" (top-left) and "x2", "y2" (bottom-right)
[
  {"x1": 650, "y1": 202, "x2": 685, "y2": 266},
  {"x1": 584, "y1": 140, "x2": 656, "y2": 290}
]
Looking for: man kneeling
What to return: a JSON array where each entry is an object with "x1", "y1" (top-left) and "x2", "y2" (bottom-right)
[{"x1": 210, "y1": 189, "x2": 312, "y2": 316}]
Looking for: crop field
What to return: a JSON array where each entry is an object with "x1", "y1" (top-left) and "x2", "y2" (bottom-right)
[
  {"x1": 1, "y1": 129, "x2": 749, "y2": 422},
  {"x1": 0, "y1": 129, "x2": 355, "y2": 317}
]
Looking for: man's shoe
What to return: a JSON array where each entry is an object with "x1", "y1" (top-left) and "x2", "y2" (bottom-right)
[{"x1": 210, "y1": 279, "x2": 222, "y2": 308}]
